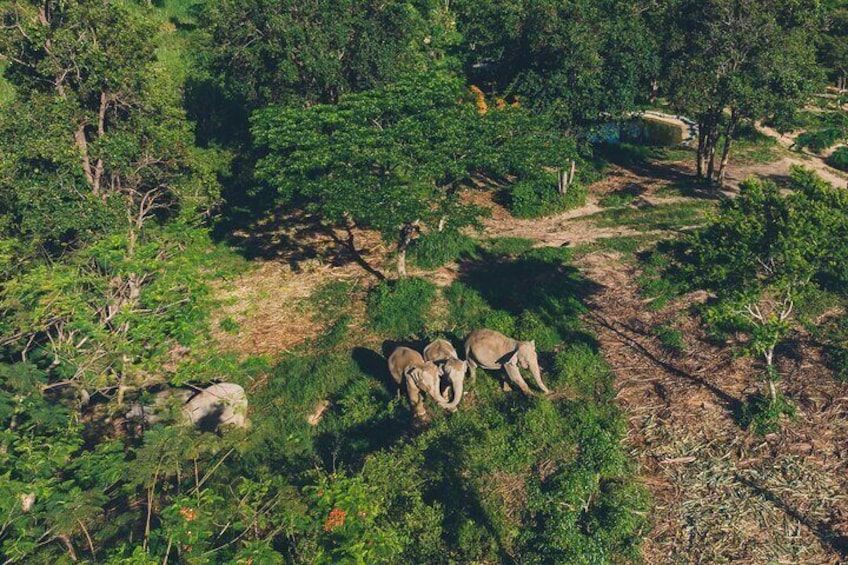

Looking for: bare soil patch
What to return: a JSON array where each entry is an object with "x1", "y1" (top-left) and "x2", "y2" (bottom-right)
[{"x1": 580, "y1": 254, "x2": 848, "y2": 565}]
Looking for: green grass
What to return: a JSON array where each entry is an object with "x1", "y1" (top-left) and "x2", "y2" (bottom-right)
[
  {"x1": 572, "y1": 234, "x2": 659, "y2": 257},
  {"x1": 408, "y1": 230, "x2": 477, "y2": 269},
  {"x1": 598, "y1": 192, "x2": 637, "y2": 208},
  {"x1": 590, "y1": 200, "x2": 713, "y2": 232},
  {"x1": 652, "y1": 323, "x2": 685, "y2": 355},
  {"x1": 308, "y1": 280, "x2": 358, "y2": 322},
  {"x1": 367, "y1": 277, "x2": 437, "y2": 338},
  {"x1": 484, "y1": 237, "x2": 537, "y2": 256},
  {"x1": 730, "y1": 124, "x2": 782, "y2": 164}
]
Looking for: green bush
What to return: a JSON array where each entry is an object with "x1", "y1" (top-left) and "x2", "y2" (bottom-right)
[
  {"x1": 795, "y1": 128, "x2": 842, "y2": 153},
  {"x1": 408, "y1": 230, "x2": 477, "y2": 269},
  {"x1": 506, "y1": 175, "x2": 587, "y2": 218},
  {"x1": 367, "y1": 278, "x2": 437, "y2": 338},
  {"x1": 443, "y1": 282, "x2": 494, "y2": 335},
  {"x1": 653, "y1": 323, "x2": 685, "y2": 354},
  {"x1": 827, "y1": 146, "x2": 848, "y2": 171},
  {"x1": 483, "y1": 309, "x2": 518, "y2": 337}
]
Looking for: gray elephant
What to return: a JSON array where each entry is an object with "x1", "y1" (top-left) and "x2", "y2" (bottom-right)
[
  {"x1": 127, "y1": 383, "x2": 249, "y2": 430},
  {"x1": 464, "y1": 329, "x2": 550, "y2": 395},
  {"x1": 388, "y1": 346, "x2": 454, "y2": 419},
  {"x1": 183, "y1": 383, "x2": 249, "y2": 430},
  {"x1": 422, "y1": 338, "x2": 467, "y2": 410}
]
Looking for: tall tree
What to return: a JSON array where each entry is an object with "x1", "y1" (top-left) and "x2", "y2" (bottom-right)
[
  {"x1": 662, "y1": 0, "x2": 823, "y2": 185},
  {"x1": 819, "y1": 1, "x2": 848, "y2": 91},
  {"x1": 0, "y1": 0, "x2": 222, "y2": 398},
  {"x1": 452, "y1": 0, "x2": 659, "y2": 127},
  {"x1": 252, "y1": 72, "x2": 580, "y2": 278},
  {"x1": 198, "y1": 0, "x2": 453, "y2": 112}
]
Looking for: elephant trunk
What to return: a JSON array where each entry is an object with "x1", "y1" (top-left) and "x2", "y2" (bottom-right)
[
  {"x1": 528, "y1": 359, "x2": 550, "y2": 394},
  {"x1": 442, "y1": 366, "x2": 466, "y2": 411}
]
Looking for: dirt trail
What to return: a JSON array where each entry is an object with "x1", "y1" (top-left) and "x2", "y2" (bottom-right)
[{"x1": 735, "y1": 123, "x2": 848, "y2": 189}]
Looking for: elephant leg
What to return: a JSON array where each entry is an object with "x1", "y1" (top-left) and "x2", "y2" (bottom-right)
[
  {"x1": 466, "y1": 357, "x2": 478, "y2": 385},
  {"x1": 405, "y1": 378, "x2": 428, "y2": 419},
  {"x1": 503, "y1": 363, "x2": 533, "y2": 395}
]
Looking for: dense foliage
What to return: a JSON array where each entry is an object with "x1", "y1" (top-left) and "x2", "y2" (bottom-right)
[
  {"x1": 660, "y1": 0, "x2": 824, "y2": 185},
  {"x1": 0, "y1": 0, "x2": 845, "y2": 562}
]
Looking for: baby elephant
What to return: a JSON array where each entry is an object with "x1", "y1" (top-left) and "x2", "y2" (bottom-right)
[
  {"x1": 388, "y1": 346, "x2": 454, "y2": 419},
  {"x1": 422, "y1": 339, "x2": 468, "y2": 410},
  {"x1": 465, "y1": 329, "x2": 550, "y2": 395}
]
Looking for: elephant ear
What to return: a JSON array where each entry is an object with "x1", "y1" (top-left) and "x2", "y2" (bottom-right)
[{"x1": 505, "y1": 349, "x2": 520, "y2": 366}]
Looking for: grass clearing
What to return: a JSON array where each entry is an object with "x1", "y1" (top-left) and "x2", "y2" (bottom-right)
[{"x1": 590, "y1": 200, "x2": 713, "y2": 232}]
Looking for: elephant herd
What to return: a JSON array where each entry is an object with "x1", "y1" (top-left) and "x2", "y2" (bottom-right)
[
  {"x1": 388, "y1": 328, "x2": 550, "y2": 420},
  {"x1": 126, "y1": 329, "x2": 548, "y2": 431}
]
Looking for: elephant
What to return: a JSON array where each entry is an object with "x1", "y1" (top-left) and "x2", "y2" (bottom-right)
[
  {"x1": 422, "y1": 338, "x2": 468, "y2": 410},
  {"x1": 127, "y1": 383, "x2": 249, "y2": 431},
  {"x1": 388, "y1": 346, "x2": 454, "y2": 419},
  {"x1": 183, "y1": 383, "x2": 249, "y2": 430},
  {"x1": 464, "y1": 329, "x2": 550, "y2": 395}
]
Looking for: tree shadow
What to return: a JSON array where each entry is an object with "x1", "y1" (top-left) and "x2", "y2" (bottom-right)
[
  {"x1": 455, "y1": 248, "x2": 603, "y2": 351},
  {"x1": 738, "y1": 475, "x2": 848, "y2": 559},
  {"x1": 586, "y1": 310, "x2": 745, "y2": 421},
  {"x1": 421, "y1": 429, "x2": 517, "y2": 564},
  {"x1": 595, "y1": 143, "x2": 724, "y2": 200},
  {"x1": 312, "y1": 351, "x2": 408, "y2": 471}
]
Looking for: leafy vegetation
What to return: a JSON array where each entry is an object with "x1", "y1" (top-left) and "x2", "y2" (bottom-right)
[
  {"x1": 827, "y1": 145, "x2": 848, "y2": 171},
  {"x1": 1, "y1": 0, "x2": 845, "y2": 562},
  {"x1": 664, "y1": 168, "x2": 848, "y2": 431}
]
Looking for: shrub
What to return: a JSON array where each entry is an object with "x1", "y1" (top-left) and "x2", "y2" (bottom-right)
[
  {"x1": 506, "y1": 175, "x2": 587, "y2": 218},
  {"x1": 795, "y1": 128, "x2": 842, "y2": 153},
  {"x1": 653, "y1": 323, "x2": 685, "y2": 355},
  {"x1": 443, "y1": 282, "x2": 494, "y2": 335},
  {"x1": 367, "y1": 278, "x2": 437, "y2": 338},
  {"x1": 517, "y1": 311, "x2": 559, "y2": 351},
  {"x1": 827, "y1": 146, "x2": 848, "y2": 172},
  {"x1": 483, "y1": 309, "x2": 518, "y2": 337},
  {"x1": 408, "y1": 230, "x2": 477, "y2": 269}
]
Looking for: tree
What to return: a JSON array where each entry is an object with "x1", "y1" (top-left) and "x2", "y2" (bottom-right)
[
  {"x1": 252, "y1": 72, "x2": 481, "y2": 278},
  {"x1": 662, "y1": 0, "x2": 823, "y2": 185},
  {"x1": 819, "y1": 1, "x2": 848, "y2": 91},
  {"x1": 198, "y1": 0, "x2": 453, "y2": 111},
  {"x1": 675, "y1": 168, "x2": 848, "y2": 429},
  {"x1": 452, "y1": 0, "x2": 659, "y2": 127},
  {"x1": 0, "y1": 0, "x2": 222, "y2": 399},
  {"x1": 252, "y1": 72, "x2": 582, "y2": 278}
]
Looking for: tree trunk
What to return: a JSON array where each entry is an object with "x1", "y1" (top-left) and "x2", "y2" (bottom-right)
[
  {"x1": 696, "y1": 127, "x2": 706, "y2": 179},
  {"x1": 767, "y1": 379, "x2": 778, "y2": 403},
  {"x1": 396, "y1": 222, "x2": 420, "y2": 279},
  {"x1": 706, "y1": 126, "x2": 719, "y2": 182},
  {"x1": 716, "y1": 115, "x2": 738, "y2": 186}
]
